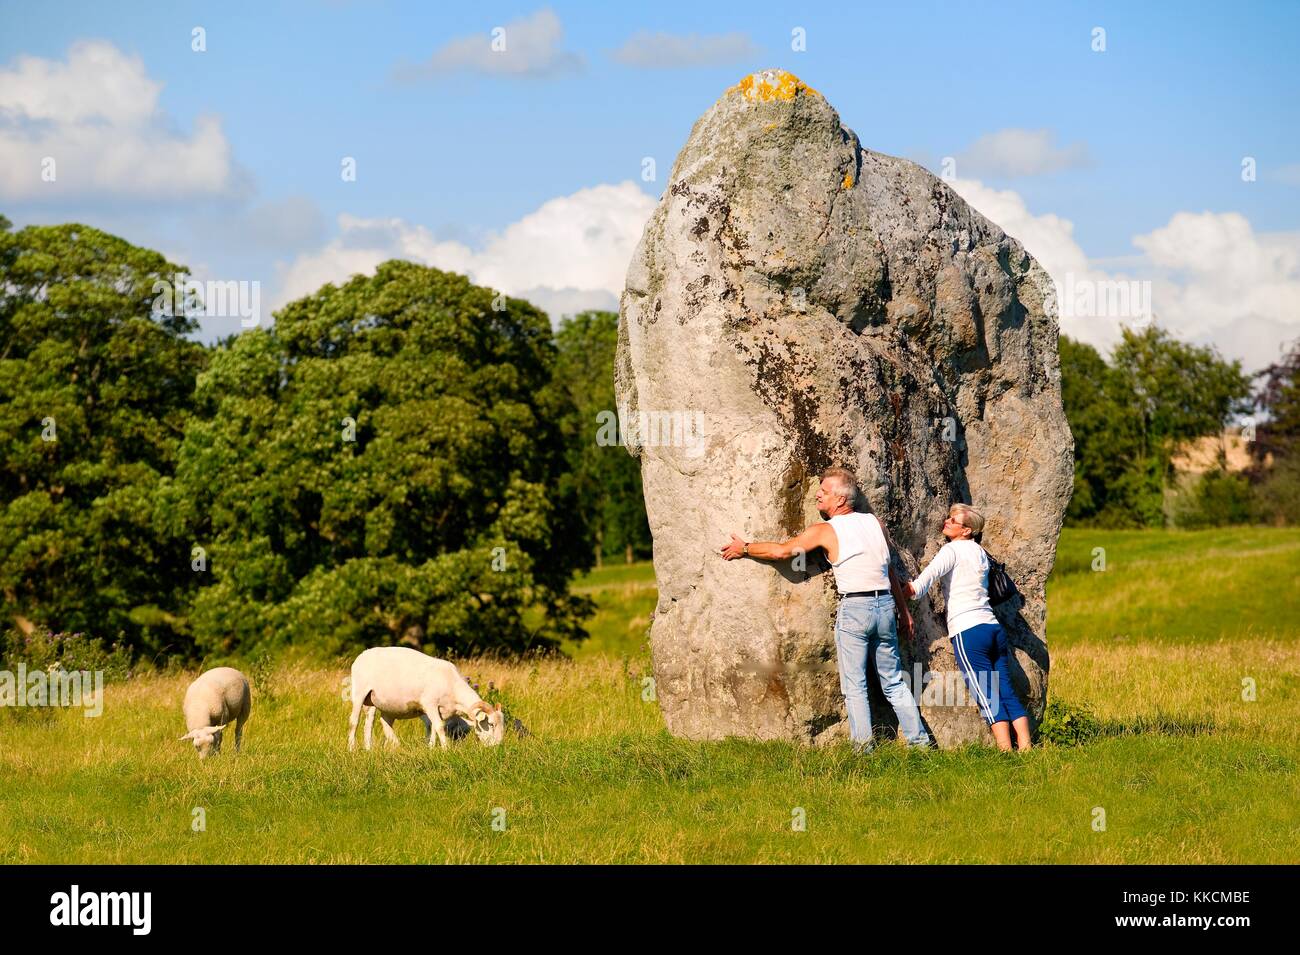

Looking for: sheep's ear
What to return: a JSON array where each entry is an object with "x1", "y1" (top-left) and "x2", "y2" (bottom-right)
[
  {"x1": 210, "y1": 723, "x2": 227, "y2": 732},
  {"x1": 178, "y1": 730, "x2": 198, "y2": 741}
]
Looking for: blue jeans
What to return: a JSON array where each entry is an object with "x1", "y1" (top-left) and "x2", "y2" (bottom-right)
[{"x1": 834, "y1": 594, "x2": 930, "y2": 749}]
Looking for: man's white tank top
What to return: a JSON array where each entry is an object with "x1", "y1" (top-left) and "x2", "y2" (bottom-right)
[{"x1": 828, "y1": 512, "x2": 891, "y2": 593}]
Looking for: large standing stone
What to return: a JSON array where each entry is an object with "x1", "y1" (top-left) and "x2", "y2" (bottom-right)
[{"x1": 615, "y1": 69, "x2": 1074, "y2": 747}]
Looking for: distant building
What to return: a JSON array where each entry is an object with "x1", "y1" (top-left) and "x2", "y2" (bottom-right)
[{"x1": 1170, "y1": 426, "x2": 1270, "y2": 478}]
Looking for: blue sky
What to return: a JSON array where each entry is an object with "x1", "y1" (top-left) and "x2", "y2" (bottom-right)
[{"x1": 2, "y1": 0, "x2": 1297, "y2": 369}]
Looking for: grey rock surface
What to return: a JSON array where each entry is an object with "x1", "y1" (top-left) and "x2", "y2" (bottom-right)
[{"x1": 615, "y1": 69, "x2": 1073, "y2": 747}]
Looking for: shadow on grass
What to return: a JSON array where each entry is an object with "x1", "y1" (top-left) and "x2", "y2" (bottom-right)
[
  {"x1": 1039, "y1": 697, "x2": 1217, "y2": 746},
  {"x1": 1097, "y1": 712, "x2": 1217, "y2": 738}
]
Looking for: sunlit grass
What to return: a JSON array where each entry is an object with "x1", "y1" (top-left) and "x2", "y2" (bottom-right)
[{"x1": 1049, "y1": 527, "x2": 1300, "y2": 645}]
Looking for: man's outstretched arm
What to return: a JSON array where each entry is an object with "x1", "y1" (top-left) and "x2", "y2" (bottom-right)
[{"x1": 720, "y1": 524, "x2": 832, "y2": 561}]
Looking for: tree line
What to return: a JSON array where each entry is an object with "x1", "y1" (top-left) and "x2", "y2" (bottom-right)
[
  {"x1": 1061, "y1": 329, "x2": 1299, "y2": 528},
  {"x1": 1, "y1": 217, "x2": 1296, "y2": 658}
]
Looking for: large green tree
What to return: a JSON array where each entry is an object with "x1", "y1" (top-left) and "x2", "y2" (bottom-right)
[
  {"x1": 0, "y1": 219, "x2": 207, "y2": 652},
  {"x1": 1111, "y1": 325, "x2": 1253, "y2": 480},
  {"x1": 553, "y1": 311, "x2": 651, "y2": 565},
  {"x1": 161, "y1": 261, "x2": 592, "y2": 657},
  {"x1": 1059, "y1": 336, "x2": 1152, "y2": 525},
  {"x1": 1060, "y1": 326, "x2": 1252, "y2": 527}
]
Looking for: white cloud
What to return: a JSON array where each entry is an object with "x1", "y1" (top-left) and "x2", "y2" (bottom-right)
[
  {"x1": 610, "y1": 31, "x2": 760, "y2": 68},
  {"x1": 956, "y1": 128, "x2": 1090, "y2": 178},
  {"x1": 1133, "y1": 211, "x2": 1291, "y2": 279},
  {"x1": 275, "y1": 181, "x2": 656, "y2": 322},
  {"x1": 394, "y1": 8, "x2": 582, "y2": 80},
  {"x1": 950, "y1": 181, "x2": 1300, "y2": 371},
  {"x1": 0, "y1": 40, "x2": 238, "y2": 202},
  {"x1": 1132, "y1": 212, "x2": 1300, "y2": 369},
  {"x1": 949, "y1": 178, "x2": 1090, "y2": 280},
  {"x1": 274, "y1": 215, "x2": 471, "y2": 306}
]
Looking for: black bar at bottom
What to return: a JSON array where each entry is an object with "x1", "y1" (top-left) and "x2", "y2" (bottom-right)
[{"x1": 0, "y1": 864, "x2": 1291, "y2": 941}]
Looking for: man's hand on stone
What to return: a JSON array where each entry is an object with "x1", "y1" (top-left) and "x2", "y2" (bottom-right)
[{"x1": 720, "y1": 533, "x2": 747, "y2": 560}]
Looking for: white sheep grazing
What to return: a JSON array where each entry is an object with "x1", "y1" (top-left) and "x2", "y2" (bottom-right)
[
  {"x1": 178, "y1": 667, "x2": 251, "y2": 759},
  {"x1": 347, "y1": 646, "x2": 505, "y2": 751}
]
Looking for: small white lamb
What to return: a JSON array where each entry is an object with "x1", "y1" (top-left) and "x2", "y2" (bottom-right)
[
  {"x1": 347, "y1": 646, "x2": 505, "y2": 750},
  {"x1": 179, "y1": 667, "x2": 251, "y2": 759}
]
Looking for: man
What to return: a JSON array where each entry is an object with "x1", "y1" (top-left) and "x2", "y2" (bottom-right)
[{"x1": 719, "y1": 467, "x2": 931, "y2": 751}]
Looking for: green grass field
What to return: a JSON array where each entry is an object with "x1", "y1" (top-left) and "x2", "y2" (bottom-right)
[{"x1": 2, "y1": 528, "x2": 1297, "y2": 864}]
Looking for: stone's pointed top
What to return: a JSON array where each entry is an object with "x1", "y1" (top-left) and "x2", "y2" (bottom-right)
[{"x1": 726, "y1": 68, "x2": 821, "y2": 103}]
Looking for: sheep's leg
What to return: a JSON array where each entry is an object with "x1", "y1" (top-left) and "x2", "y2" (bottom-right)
[
  {"x1": 379, "y1": 713, "x2": 401, "y2": 749},
  {"x1": 363, "y1": 706, "x2": 376, "y2": 751},
  {"x1": 428, "y1": 714, "x2": 450, "y2": 750},
  {"x1": 234, "y1": 718, "x2": 244, "y2": 753},
  {"x1": 421, "y1": 698, "x2": 450, "y2": 749},
  {"x1": 348, "y1": 697, "x2": 363, "y2": 751},
  {"x1": 419, "y1": 713, "x2": 434, "y2": 746}
]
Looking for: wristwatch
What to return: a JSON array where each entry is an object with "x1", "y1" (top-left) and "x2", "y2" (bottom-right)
[{"x1": 743, "y1": 541, "x2": 749, "y2": 556}]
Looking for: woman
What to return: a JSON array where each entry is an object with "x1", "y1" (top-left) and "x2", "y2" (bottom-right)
[{"x1": 907, "y1": 504, "x2": 1031, "y2": 751}]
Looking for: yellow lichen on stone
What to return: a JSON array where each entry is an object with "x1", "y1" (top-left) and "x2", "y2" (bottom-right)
[
  {"x1": 728, "y1": 69, "x2": 820, "y2": 103},
  {"x1": 842, "y1": 172, "x2": 854, "y2": 189}
]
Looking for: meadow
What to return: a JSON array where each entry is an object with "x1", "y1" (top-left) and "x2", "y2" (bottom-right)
[{"x1": 1, "y1": 528, "x2": 1297, "y2": 864}]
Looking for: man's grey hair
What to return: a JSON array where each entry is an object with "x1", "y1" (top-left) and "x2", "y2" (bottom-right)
[{"x1": 821, "y1": 467, "x2": 859, "y2": 508}]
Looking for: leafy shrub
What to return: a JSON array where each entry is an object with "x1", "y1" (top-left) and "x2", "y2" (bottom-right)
[
  {"x1": 1254, "y1": 453, "x2": 1300, "y2": 525},
  {"x1": 248, "y1": 651, "x2": 278, "y2": 704},
  {"x1": 1, "y1": 628, "x2": 133, "y2": 682},
  {"x1": 1037, "y1": 697, "x2": 1102, "y2": 746},
  {"x1": 1174, "y1": 468, "x2": 1257, "y2": 528}
]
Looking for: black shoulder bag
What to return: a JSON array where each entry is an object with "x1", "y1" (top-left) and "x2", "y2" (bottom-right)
[{"x1": 984, "y1": 549, "x2": 1020, "y2": 607}]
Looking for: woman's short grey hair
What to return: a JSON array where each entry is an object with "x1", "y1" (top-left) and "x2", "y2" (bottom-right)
[
  {"x1": 950, "y1": 503, "x2": 985, "y2": 537},
  {"x1": 821, "y1": 467, "x2": 859, "y2": 508}
]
